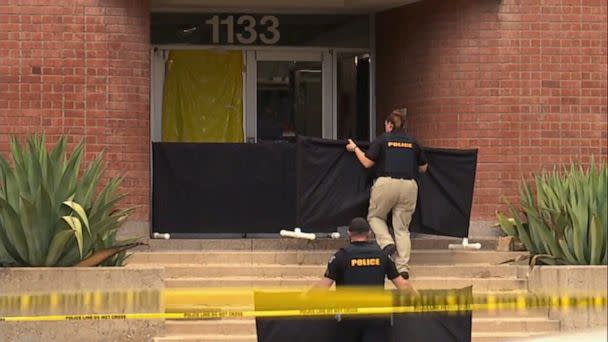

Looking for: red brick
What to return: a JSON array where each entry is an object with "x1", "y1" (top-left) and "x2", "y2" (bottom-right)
[
  {"x1": 377, "y1": 0, "x2": 607, "y2": 220},
  {"x1": 0, "y1": 1, "x2": 150, "y2": 220}
]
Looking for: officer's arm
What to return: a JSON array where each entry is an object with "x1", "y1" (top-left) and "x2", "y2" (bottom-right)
[
  {"x1": 311, "y1": 251, "x2": 343, "y2": 290},
  {"x1": 347, "y1": 139, "x2": 375, "y2": 169},
  {"x1": 354, "y1": 147, "x2": 375, "y2": 169},
  {"x1": 302, "y1": 276, "x2": 333, "y2": 298},
  {"x1": 386, "y1": 257, "x2": 419, "y2": 294},
  {"x1": 391, "y1": 276, "x2": 419, "y2": 295},
  {"x1": 312, "y1": 277, "x2": 334, "y2": 289},
  {"x1": 415, "y1": 142, "x2": 428, "y2": 174}
]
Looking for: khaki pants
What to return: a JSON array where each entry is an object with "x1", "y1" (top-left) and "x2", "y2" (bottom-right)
[{"x1": 367, "y1": 177, "x2": 418, "y2": 273}]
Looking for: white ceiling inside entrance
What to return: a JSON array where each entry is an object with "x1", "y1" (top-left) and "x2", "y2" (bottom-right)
[{"x1": 151, "y1": 0, "x2": 422, "y2": 13}]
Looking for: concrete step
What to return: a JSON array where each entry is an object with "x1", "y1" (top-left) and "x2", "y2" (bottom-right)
[
  {"x1": 166, "y1": 320, "x2": 255, "y2": 335},
  {"x1": 475, "y1": 307, "x2": 549, "y2": 318},
  {"x1": 165, "y1": 317, "x2": 559, "y2": 336},
  {"x1": 129, "y1": 250, "x2": 527, "y2": 266},
  {"x1": 159, "y1": 264, "x2": 523, "y2": 279},
  {"x1": 165, "y1": 276, "x2": 317, "y2": 288},
  {"x1": 471, "y1": 331, "x2": 554, "y2": 342},
  {"x1": 141, "y1": 236, "x2": 499, "y2": 251},
  {"x1": 165, "y1": 276, "x2": 526, "y2": 291},
  {"x1": 472, "y1": 317, "x2": 560, "y2": 333}
]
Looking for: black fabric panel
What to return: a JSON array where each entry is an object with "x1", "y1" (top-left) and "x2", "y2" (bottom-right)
[
  {"x1": 391, "y1": 287, "x2": 473, "y2": 342},
  {"x1": 295, "y1": 137, "x2": 374, "y2": 231},
  {"x1": 296, "y1": 136, "x2": 477, "y2": 238},
  {"x1": 152, "y1": 142, "x2": 296, "y2": 234},
  {"x1": 413, "y1": 148, "x2": 478, "y2": 237},
  {"x1": 391, "y1": 312, "x2": 471, "y2": 342},
  {"x1": 255, "y1": 287, "x2": 472, "y2": 342},
  {"x1": 256, "y1": 317, "x2": 337, "y2": 342},
  {"x1": 152, "y1": 139, "x2": 476, "y2": 237}
]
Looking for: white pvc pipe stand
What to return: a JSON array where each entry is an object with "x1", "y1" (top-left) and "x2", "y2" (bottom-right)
[
  {"x1": 448, "y1": 238, "x2": 481, "y2": 250},
  {"x1": 280, "y1": 228, "x2": 316, "y2": 240},
  {"x1": 153, "y1": 232, "x2": 171, "y2": 240}
]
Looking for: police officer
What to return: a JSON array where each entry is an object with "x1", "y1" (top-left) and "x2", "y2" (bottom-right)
[
  {"x1": 346, "y1": 110, "x2": 428, "y2": 279},
  {"x1": 312, "y1": 217, "x2": 414, "y2": 342}
]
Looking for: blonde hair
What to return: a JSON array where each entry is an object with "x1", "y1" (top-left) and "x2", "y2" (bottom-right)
[{"x1": 385, "y1": 110, "x2": 404, "y2": 130}]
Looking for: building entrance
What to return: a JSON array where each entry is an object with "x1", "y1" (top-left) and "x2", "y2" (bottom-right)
[
  {"x1": 149, "y1": 12, "x2": 375, "y2": 236},
  {"x1": 151, "y1": 13, "x2": 373, "y2": 143}
]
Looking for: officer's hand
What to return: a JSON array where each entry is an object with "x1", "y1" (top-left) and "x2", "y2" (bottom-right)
[
  {"x1": 346, "y1": 139, "x2": 357, "y2": 152},
  {"x1": 393, "y1": 277, "x2": 420, "y2": 296},
  {"x1": 298, "y1": 291, "x2": 309, "y2": 302},
  {"x1": 405, "y1": 282, "x2": 420, "y2": 297}
]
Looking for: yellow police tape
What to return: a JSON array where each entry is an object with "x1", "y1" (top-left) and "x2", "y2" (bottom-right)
[
  {"x1": 2, "y1": 297, "x2": 608, "y2": 323},
  {"x1": 0, "y1": 306, "x2": 509, "y2": 322},
  {"x1": 0, "y1": 289, "x2": 161, "y2": 316},
  {"x1": 1, "y1": 288, "x2": 606, "y2": 322}
]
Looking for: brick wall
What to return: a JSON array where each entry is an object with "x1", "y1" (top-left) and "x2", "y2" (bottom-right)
[
  {"x1": 376, "y1": 0, "x2": 608, "y2": 220},
  {"x1": 0, "y1": 1, "x2": 150, "y2": 220}
]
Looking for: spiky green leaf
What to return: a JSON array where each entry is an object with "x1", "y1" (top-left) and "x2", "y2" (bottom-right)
[
  {"x1": 0, "y1": 196, "x2": 29, "y2": 262},
  {"x1": 63, "y1": 200, "x2": 90, "y2": 236},
  {"x1": 62, "y1": 216, "x2": 84, "y2": 258},
  {"x1": 496, "y1": 211, "x2": 518, "y2": 237},
  {"x1": 45, "y1": 229, "x2": 76, "y2": 266}
]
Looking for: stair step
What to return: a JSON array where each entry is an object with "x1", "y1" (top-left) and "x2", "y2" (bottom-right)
[
  {"x1": 165, "y1": 316, "x2": 559, "y2": 335},
  {"x1": 475, "y1": 307, "x2": 549, "y2": 318},
  {"x1": 166, "y1": 276, "x2": 316, "y2": 288},
  {"x1": 140, "y1": 240, "x2": 560, "y2": 342},
  {"x1": 471, "y1": 331, "x2": 554, "y2": 342},
  {"x1": 156, "y1": 264, "x2": 523, "y2": 279},
  {"x1": 167, "y1": 320, "x2": 256, "y2": 335},
  {"x1": 165, "y1": 276, "x2": 526, "y2": 291},
  {"x1": 472, "y1": 317, "x2": 560, "y2": 332},
  {"x1": 409, "y1": 278, "x2": 527, "y2": 291},
  {"x1": 143, "y1": 237, "x2": 499, "y2": 251},
  {"x1": 129, "y1": 250, "x2": 527, "y2": 266},
  {"x1": 147, "y1": 239, "x2": 345, "y2": 251}
]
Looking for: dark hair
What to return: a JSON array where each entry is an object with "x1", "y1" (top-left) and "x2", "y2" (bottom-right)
[
  {"x1": 385, "y1": 111, "x2": 404, "y2": 130},
  {"x1": 348, "y1": 217, "x2": 371, "y2": 234}
]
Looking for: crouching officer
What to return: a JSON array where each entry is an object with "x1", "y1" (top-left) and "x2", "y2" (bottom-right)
[{"x1": 311, "y1": 217, "x2": 415, "y2": 342}]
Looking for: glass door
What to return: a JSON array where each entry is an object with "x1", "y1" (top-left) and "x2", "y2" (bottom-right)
[
  {"x1": 245, "y1": 50, "x2": 332, "y2": 142},
  {"x1": 336, "y1": 52, "x2": 370, "y2": 141}
]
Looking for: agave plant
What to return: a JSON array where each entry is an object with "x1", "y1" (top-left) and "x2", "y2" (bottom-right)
[
  {"x1": 497, "y1": 161, "x2": 607, "y2": 265},
  {"x1": 0, "y1": 135, "x2": 141, "y2": 267}
]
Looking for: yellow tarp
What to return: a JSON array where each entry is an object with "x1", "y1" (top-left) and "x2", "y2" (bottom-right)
[{"x1": 162, "y1": 50, "x2": 244, "y2": 142}]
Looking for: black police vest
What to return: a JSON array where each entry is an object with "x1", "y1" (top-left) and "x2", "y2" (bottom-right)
[
  {"x1": 383, "y1": 132, "x2": 417, "y2": 180},
  {"x1": 339, "y1": 242, "x2": 387, "y2": 287}
]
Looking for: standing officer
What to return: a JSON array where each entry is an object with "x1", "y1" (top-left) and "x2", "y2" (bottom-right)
[
  {"x1": 312, "y1": 217, "x2": 415, "y2": 342},
  {"x1": 345, "y1": 110, "x2": 428, "y2": 279}
]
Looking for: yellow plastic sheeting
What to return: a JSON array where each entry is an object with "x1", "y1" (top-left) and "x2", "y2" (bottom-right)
[{"x1": 162, "y1": 50, "x2": 244, "y2": 142}]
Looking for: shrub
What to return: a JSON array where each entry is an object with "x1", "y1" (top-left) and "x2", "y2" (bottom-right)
[
  {"x1": 497, "y1": 161, "x2": 607, "y2": 265},
  {"x1": 0, "y1": 135, "x2": 140, "y2": 267}
]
